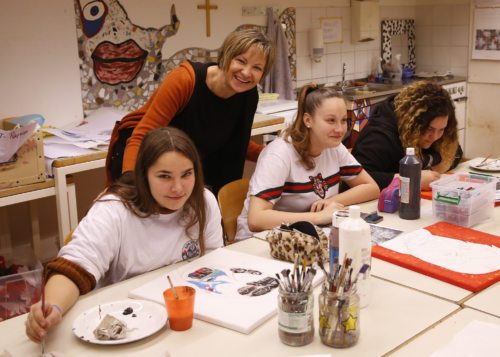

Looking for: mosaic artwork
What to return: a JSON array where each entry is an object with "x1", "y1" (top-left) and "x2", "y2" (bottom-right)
[
  {"x1": 74, "y1": 0, "x2": 297, "y2": 115},
  {"x1": 74, "y1": 0, "x2": 180, "y2": 114},
  {"x1": 381, "y1": 19, "x2": 416, "y2": 70}
]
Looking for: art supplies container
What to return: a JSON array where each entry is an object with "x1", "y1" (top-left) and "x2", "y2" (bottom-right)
[
  {"x1": 329, "y1": 210, "x2": 350, "y2": 268},
  {"x1": 318, "y1": 286, "x2": 360, "y2": 348},
  {"x1": 277, "y1": 288, "x2": 314, "y2": 346},
  {"x1": 339, "y1": 206, "x2": 372, "y2": 308},
  {"x1": 0, "y1": 248, "x2": 43, "y2": 321},
  {"x1": 430, "y1": 172, "x2": 495, "y2": 227}
]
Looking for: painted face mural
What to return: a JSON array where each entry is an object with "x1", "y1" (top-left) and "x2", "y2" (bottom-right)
[{"x1": 74, "y1": 0, "x2": 180, "y2": 113}]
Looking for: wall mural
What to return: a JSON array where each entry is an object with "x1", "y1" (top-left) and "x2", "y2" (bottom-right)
[
  {"x1": 74, "y1": 0, "x2": 296, "y2": 115},
  {"x1": 74, "y1": 0, "x2": 180, "y2": 114}
]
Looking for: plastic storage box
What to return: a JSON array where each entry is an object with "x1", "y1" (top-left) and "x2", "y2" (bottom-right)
[
  {"x1": 0, "y1": 250, "x2": 42, "y2": 321},
  {"x1": 430, "y1": 172, "x2": 496, "y2": 227}
]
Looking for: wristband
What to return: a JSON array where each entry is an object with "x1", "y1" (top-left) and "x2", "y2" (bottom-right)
[{"x1": 52, "y1": 304, "x2": 63, "y2": 315}]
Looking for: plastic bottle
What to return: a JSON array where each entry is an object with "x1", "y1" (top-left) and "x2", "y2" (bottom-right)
[
  {"x1": 338, "y1": 206, "x2": 371, "y2": 308},
  {"x1": 329, "y1": 210, "x2": 350, "y2": 271},
  {"x1": 399, "y1": 147, "x2": 422, "y2": 220},
  {"x1": 393, "y1": 53, "x2": 403, "y2": 84}
]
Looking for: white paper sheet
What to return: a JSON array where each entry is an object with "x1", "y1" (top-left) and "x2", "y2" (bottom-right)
[
  {"x1": 430, "y1": 320, "x2": 500, "y2": 357},
  {"x1": 381, "y1": 229, "x2": 500, "y2": 274},
  {"x1": 0, "y1": 121, "x2": 39, "y2": 163},
  {"x1": 129, "y1": 248, "x2": 324, "y2": 334}
]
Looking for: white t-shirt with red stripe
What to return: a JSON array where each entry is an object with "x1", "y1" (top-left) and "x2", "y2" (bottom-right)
[{"x1": 235, "y1": 137, "x2": 362, "y2": 240}]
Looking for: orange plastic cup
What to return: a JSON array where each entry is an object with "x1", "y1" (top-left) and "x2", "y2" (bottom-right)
[{"x1": 163, "y1": 286, "x2": 196, "y2": 331}]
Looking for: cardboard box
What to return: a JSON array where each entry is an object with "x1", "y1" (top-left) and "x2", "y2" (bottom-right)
[{"x1": 0, "y1": 118, "x2": 45, "y2": 189}]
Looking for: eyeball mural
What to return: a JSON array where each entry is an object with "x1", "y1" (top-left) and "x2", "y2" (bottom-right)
[{"x1": 74, "y1": 0, "x2": 180, "y2": 114}]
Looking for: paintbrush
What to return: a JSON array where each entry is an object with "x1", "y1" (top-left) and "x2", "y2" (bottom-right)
[
  {"x1": 41, "y1": 278, "x2": 45, "y2": 355},
  {"x1": 167, "y1": 275, "x2": 178, "y2": 299}
]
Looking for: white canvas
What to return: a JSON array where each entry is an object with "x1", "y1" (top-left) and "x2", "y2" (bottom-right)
[{"x1": 129, "y1": 248, "x2": 323, "y2": 334}]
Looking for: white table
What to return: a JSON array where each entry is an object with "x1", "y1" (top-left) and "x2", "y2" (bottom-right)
[
  {"x1": 0, "y1": 239, "x2": 459, "y2": 357},
  {"x1": 253, "y1": 196, "x2": 499, "y2": 303},
  {"x1": 357, "y1": 198, "x2": 500, "y2": 303},
  {"x1": 389, "y1": 308, "x2": 500, "y2": 356},
  {"x1": 463, "y1": 282, "x2": 500, "y2": 317}
]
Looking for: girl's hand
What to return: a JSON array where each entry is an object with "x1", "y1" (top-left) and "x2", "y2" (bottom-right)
[
  {"x1": 311, "y1": 199, "x2": 344, "y2": 213},
  {"x1": 25, "y1": 301, "x2": 62, "y2": 343},
  {"x1": 421, "y1": 170, "x2": 441, "y2": 190}
]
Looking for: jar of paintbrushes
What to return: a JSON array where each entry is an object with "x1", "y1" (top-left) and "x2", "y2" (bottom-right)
[
  {"x1": 318, "y1": 256, "x2": 368, "y2": 348},
  {"x1": 276, "y1": 253, "x2": 316, "y2": 346}
]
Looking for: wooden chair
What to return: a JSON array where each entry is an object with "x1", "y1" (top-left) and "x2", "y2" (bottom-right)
[{"x1": 217, "y1": 178, "x2": 249, "y2": 245}]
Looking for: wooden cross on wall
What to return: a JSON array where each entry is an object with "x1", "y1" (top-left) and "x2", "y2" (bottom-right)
[{"x1": 197, "y1": 0, "x2": 218, "y2": 37}]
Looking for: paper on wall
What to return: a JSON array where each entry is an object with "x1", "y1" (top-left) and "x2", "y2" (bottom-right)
[{"x1": 0, "y1": 121, "x2": 39, "y2": 163}]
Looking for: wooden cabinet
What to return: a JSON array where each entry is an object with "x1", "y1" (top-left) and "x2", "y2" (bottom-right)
[{"x1": 351, "y1": 0, "x2": 380, "y2": 43}]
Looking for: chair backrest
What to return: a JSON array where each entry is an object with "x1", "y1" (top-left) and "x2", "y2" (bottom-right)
[{"x1": 217, "y1": 178, "x2": 249, "y2": 245}]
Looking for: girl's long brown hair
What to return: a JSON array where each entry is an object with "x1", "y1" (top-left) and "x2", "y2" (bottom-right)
[{"x1": 104, "y1": 127, "x2": 207, "y2": 255}]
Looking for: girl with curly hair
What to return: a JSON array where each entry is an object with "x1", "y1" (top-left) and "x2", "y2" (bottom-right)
[
  {"x1": 235, "y1": 84, "x2": 379, "y2": 240},
  {"x1": 352, "y1": 81, "x2": 462, "y2": 190}
]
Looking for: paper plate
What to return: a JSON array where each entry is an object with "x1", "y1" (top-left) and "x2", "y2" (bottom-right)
[
  {"x1": 72, "y1": 299, "x2": 167, "y2": 345},
  {"x1": 469, "y1": 158, "x2": 500, "y2": 173}
]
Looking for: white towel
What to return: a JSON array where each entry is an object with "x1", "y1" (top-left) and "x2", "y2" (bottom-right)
[{"x1": 263, "y1": 8, "x2": 294, "y2": 100}]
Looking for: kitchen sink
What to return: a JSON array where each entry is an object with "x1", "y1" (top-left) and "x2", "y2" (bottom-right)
[{"x1": 328, "y1": 82, "x2": 404, "y2": 98}]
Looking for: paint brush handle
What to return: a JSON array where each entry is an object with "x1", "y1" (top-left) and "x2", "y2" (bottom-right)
[{"x1": 167, "y1": 275, "x2": 179, "y2": 299}]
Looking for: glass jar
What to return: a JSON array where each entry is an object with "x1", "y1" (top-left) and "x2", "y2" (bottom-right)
[
  {"x1": 277, "y1": 288, "x2": 314, "y2": 346},
  {"x1": 318, "y1": 288, "x2": 360, "y2": 348}
]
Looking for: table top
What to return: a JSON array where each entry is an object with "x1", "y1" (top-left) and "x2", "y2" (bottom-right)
[
  {"x1": 463, "y1": 282, "x2": 500, "y2": 317},
  {"x1": 389, "y1": 308, "x2": 500, "y2": 357},
  {"x1": 0, "y1": 239, "x2": 459, "y2": 357}
]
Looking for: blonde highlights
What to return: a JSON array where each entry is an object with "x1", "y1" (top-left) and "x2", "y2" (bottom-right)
[
  {"x1": 394, "y1": 81, "x2": 458, "y2": 165},
  {"x1": 217, "y1": 28, "x2": 275, "y2": 79}
]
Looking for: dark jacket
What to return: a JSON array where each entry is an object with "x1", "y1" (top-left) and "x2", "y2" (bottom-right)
[{"x1": 351, "y1": 96, "x2": 444, "y2": 190}]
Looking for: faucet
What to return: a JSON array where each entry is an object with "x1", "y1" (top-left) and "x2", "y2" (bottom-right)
[{"x1": 341, "y1": 63, "x2": 347, "y2": 91}]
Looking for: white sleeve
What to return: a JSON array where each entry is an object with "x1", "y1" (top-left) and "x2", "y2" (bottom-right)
[
  {"x1": 58, "y1": 198, "x2": 124, "y2": 283},
  {"x1": 203, "y1": 189, "x2": 224, "y2": 252},
  {"x1": 337, "y1": 144, "x2": 362, "y2": 181},
  {"x1": 249, "y1": 140, "x2": 291, "y2": 204}
]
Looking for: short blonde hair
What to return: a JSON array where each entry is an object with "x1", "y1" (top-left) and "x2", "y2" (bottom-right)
[{"x1": 217, "y1": 28, "x2": 275, "y2": 79}]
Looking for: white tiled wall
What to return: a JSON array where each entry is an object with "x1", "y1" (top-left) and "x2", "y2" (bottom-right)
[
  {"x1": 415, "y1": 4, "x2": 469, "y2": 76},
  {"x1": 295, "y1": 6, "x2": 380, "y2": 89},
  {"x1": 295, "y1": 4, "x2": 470, "y2": 88}
]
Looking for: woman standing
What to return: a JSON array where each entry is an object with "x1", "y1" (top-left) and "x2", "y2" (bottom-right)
[
  {"x1": 236, "y1": 84, "x2": 379, "y2": 240},
  {"x1": 107, "y1": 28, "x2": 275, "y2": 194},
  {"x1": 26, "y1": 127, "x2": 223, "y2": 343}
]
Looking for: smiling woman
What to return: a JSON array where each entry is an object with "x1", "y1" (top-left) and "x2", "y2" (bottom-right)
[
  {"x1": 235, "y1": 83, "x2": 380, "y2": 241},
  {"x1": 25, "y1": 127, "x2": 223, "y2": 345},
  {"x1": 106, "y1": 28, "x2": 276, "y2": 195}
]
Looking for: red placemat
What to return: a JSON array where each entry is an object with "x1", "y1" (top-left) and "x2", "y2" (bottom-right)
[{"x1": 372, "y1": 221, "x2": 500, "y2": 292}]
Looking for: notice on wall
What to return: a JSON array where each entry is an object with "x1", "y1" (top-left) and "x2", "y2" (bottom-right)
[
  {"x1": 472, "y1": 7, "x2": 500, "y2": 60},
  {"x1": 321, "y1": 17, "x2": 342, "y2": 43}
]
